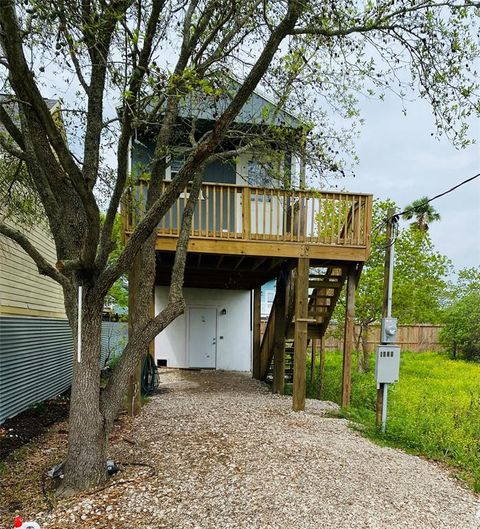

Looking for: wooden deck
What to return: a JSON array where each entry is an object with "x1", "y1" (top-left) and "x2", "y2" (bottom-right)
[{"x1": 123, "y1": 181, "x2": 373, "y2": 262}]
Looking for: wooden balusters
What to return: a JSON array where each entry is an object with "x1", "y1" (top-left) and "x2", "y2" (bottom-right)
[{"x1": 125, "y1": 181, "x2": 373, "y2": 249}]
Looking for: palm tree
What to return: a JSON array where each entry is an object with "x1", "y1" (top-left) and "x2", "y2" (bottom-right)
[{"x1": 402, "y1": 196, "x2": 441, "y2": 232}]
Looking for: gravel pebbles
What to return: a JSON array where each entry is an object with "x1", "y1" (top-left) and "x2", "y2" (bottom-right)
[{"x1": 37, "y1": 369, "x2": 480, "y2": 529}]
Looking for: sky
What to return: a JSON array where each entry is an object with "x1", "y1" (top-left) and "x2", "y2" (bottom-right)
[{"x1": 339, "y1": 93, "x2": 480, "y2": 272}]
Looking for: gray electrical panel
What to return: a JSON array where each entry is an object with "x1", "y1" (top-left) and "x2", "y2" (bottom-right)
[
  {"x1": 381, "y1": 317, "x2": 398, "y2": 343},
  {"x1": 375, "y1": 345, "x2": 401, "y2": 386}
]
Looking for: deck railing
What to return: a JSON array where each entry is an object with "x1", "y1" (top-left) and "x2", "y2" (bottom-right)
[{"x1": 124, "y1": 181, "x2": 372, "y2": 248}]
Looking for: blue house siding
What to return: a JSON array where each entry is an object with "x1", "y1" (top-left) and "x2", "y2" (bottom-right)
[{"x1": 261, "y1": 279, "x2": 276, "y2": 317}]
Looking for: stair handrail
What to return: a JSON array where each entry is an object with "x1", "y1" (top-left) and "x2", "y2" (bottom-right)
[
  {"x1": 339, "y1": 197, "x2": 365, "y2": 244},
  {"x1": 258, "y1": 295, "x2": 276, "y2": 380}
]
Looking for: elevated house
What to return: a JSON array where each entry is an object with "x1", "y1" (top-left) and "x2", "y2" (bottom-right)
[{"x1": 123, "y1": 87, "x2": 373, "y2": 410}]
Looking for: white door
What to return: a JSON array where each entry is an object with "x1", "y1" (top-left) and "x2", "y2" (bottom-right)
[{"x1": 188, "y1": 307, "x2": 217, "y2": 368}]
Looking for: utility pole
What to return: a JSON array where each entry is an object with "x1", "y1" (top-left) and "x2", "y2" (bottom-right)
[{"x1": 375, "y1": 208, "x2": 400, "y2": 432}]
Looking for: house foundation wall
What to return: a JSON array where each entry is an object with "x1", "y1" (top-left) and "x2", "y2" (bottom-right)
[{"x1": 154, "y1": 287, "x2": 252, "y2": 371}]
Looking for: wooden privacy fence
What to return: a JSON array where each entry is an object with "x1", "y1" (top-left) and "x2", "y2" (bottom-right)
[
  {"x1": 259, "y1": 322, "x2": 444, "y2": 353},
  {"x1": 325, "y1": 324, "x2": 444, "y2": 353}
]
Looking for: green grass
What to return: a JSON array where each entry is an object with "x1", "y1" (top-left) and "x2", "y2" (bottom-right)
[{"x1": 304, "y1": 351, "x2": 480, "y2": 492}]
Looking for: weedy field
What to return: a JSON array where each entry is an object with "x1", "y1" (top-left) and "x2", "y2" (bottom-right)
[{"x1": 304, "y1": 351, "x2": 480, "y2": 492}]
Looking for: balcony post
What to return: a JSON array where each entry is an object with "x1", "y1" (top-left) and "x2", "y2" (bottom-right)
[{"x1": 242, "y1": 187, "x2": 251, "y2": 239}]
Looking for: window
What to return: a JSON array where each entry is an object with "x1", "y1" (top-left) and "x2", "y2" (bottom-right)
[
  {"x1": 170, "y1": 154, "x2": 185, "y2": 178},
  {"x1": 248, "y1": 160, "x2": 273, "y2": 202}
]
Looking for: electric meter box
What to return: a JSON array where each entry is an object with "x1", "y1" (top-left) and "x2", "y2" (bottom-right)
[
  {"x1": 381, "y1": 317, "x2": 398, "y2": 343},
  {"x1": 375, "y1": 345, "x2": 401, "y2": 386}
]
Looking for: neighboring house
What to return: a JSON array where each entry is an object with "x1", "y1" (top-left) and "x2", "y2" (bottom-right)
[
  {"x1": 261, "y1": 279, "x2": 276, "y2": 318},
  {"x1": 0, "y1": 218, "x2": 73, "y2": 423},
  {"x1": 124, "y1": 86, "x2": 374, "y2": 409},
  {"x1": 0, "y1": 98, "x2": 125, "y2": 423},
  {"x1": 0, "y1": 215, "x2": 127, "y2": 423},
  {"x1": 0, "y1": 97, "x2": 75, "y2": 423}
]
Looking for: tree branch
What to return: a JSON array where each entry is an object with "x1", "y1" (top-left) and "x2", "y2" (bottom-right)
[
  {"x1": 99, "y1": 163, "x2": 204, "y2": 424},
  {"x1": 0, "y1": 222, "x2": 72, "y2": 291},
  {"x1": 96, "y1": 0, "x2": 167, "y2": 271},
  {"x1": 0, "y1": 0, "x2": 100, "y2": 259},
  {"x1": 0, "y1": 102, "x2": 25, "y2": 149},
  {"x1": 98, "y1": 0, "x2": 303, "y2": 293}
]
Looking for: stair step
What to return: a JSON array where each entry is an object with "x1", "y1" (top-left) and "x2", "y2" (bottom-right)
[{"x1": 308, "y1": 281, "x2": 343, "y2": 289}]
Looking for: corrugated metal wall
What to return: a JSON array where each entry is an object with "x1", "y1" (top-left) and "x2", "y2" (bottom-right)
[
  {"x1": 0, "y1": 316, "x2": 128, "y2": 424},
  {"x1": 0, "y1": 316, "x2": 73, "y2": 424},
  {"x1": 100, "y1": 321, "x2": 128, "y2": 366}
]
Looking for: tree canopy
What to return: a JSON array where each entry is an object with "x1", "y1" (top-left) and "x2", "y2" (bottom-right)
[
  {"x1": 402, "y1": 196, "x2": 441, "y2": 232},
  {"x1": 441, "y1": 267, "x2": 480, "y2": 361},
  {"x1": 358, "y1": 200, "x2": 450, "y2": 323},
  {"x1": 331, "y1": 199, "x2": 451, "y2": 370}
]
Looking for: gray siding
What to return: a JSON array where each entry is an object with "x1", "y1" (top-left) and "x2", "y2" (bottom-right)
[
  {"x1": 0, "y1": 316, "x2": 128, "y2": 424},
  {"x1": 100, "y1": 321, "x2": 128, "y2": 366},
  {"x1": 0, "y1": 316, "x2": 73, "y2": 423}
]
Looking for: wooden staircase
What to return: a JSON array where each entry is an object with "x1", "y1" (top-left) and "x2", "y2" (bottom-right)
[{"x1": 261, "y1": 265, "x2": 348, "y2": 382}]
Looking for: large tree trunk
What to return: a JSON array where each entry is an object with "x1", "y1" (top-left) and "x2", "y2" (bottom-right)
[{"x1": 59, "y1": 289, "x2": 107, "y2": 496}]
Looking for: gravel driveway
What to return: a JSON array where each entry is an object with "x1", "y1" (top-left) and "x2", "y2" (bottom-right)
[{"x1": 39, "y1": 369, "x2": 480, "y2": 529}]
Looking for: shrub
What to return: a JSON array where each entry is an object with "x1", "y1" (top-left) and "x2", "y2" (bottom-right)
[{"x1": 441, "y1": 292, "x2": 480, "y2": 361}]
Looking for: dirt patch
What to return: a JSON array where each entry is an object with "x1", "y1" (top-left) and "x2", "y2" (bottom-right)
[
  {"x1": 0, "y1": 394, "x2": 70, "y2": 461},
  {"x1": 0, "y1": 410, "x2": 135, "y2": 528}
]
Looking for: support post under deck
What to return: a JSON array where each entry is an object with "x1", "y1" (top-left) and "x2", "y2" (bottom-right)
[
  {"x1": 272, "y1": 269, "x2": 287, "y2": 394},
  {"x1": 252, "y1": 287, "x2": 262, "y2": 379},
  {"x1": 342, "y1": 264, "x2": 357, "y2": 407},
  {"x1": 292, "y1": 258, "x2": 310, "y2": 411}
]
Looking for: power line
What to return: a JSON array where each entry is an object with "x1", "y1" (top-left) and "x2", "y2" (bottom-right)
[
  {"x1": 393, "y1": 172, "x2": 480, "y2": 220},
  {"x1": 368, "y1": 171, "x2": 479, "y2": 253}
]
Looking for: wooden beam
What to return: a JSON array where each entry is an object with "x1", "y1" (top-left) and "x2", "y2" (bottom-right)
[
  {"x1": 272, "y1": 269, "x2": 287, "y2": 394},
  {"x1": 292, "y1": 257, "x2": 310, "y2": 411},
  {"x1": 267, "y1": 257, "x2": 284, "y2": 271},
  {"x1": 251, "y1": 256, "x2": 268, "y2": 270},
  {"x1": 234, "y1": 255, "x2": 246, "y2": 270},
  {"x1": 216, "y1": 255, "x2": 225, "y2": 269},
  {"x1": 252, "y1": 287, "x2": 262, "y2": 379},
  {"x1": 152, "y1": 235, "x2": 369, "y2": 262},
  {"x1": 342, "y1": 264, "x2": 357, "y2": 407},
  {"x1": 308, "y1": 281, "x2": 343, "y2": 289}
]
